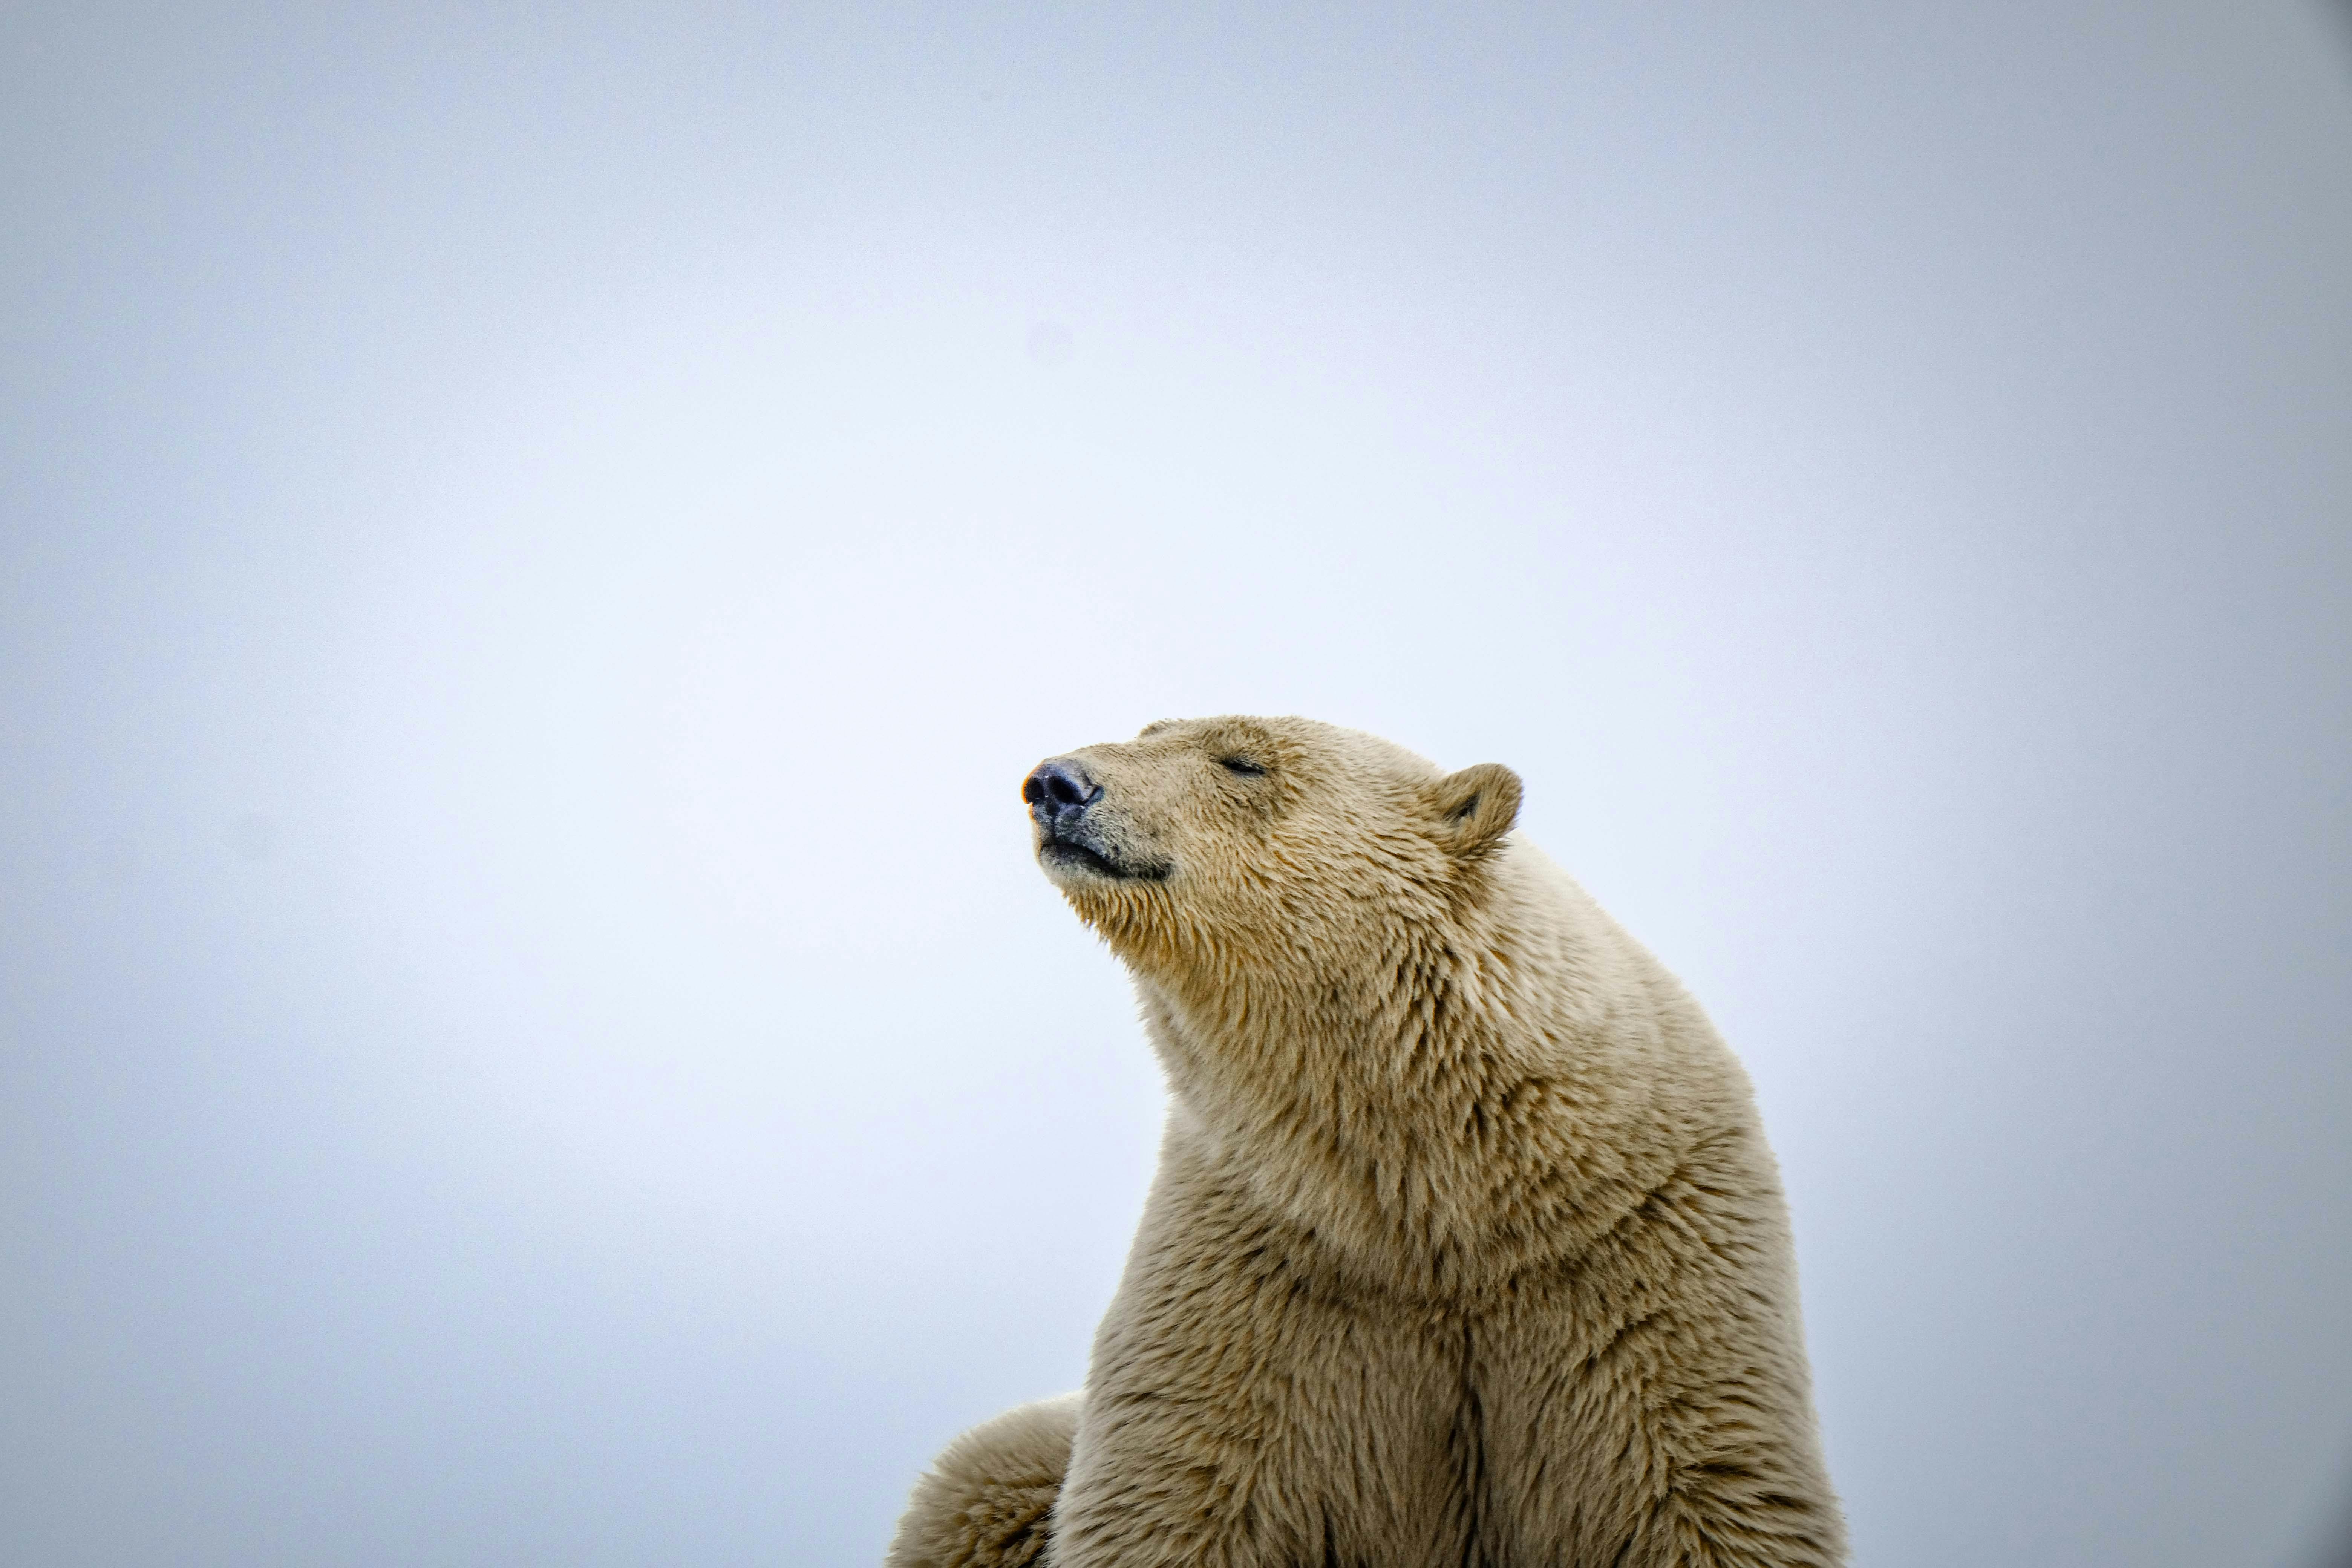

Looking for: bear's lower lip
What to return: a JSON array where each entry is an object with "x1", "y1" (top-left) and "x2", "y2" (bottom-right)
[{"x1": 1041, "y1": 838, "x2": 1167, "y2": 882}]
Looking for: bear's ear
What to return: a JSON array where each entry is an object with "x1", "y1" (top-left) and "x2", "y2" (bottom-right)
[{"x1": 1424, "y1": 763, "x2": 1522, "y2": 857}]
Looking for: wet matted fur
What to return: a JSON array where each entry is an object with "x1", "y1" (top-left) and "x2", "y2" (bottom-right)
[{"x1": 885, "y1": 718, "x2": 1845, "y2": 1568}]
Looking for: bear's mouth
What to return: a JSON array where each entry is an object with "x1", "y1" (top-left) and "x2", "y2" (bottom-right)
[{"x1": 1040, "y1": 834, "x2": 1169, "y2": 883}]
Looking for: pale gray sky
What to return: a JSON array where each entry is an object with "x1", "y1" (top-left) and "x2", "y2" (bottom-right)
[{"x1": 3, "y1": 5, "x2": 2349, "y2": 1565}]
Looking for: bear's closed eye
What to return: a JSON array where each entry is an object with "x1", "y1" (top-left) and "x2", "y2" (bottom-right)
[{"x1": 1221, "y1": 757, "x2": 1267, "y2": 777}]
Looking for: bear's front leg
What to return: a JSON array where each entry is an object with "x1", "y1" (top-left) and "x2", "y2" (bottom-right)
[
  {"x1": 1474, "y1": 1130, "x2": 1847, "y2": 1568},
  {"x1": 885, "y1": 1393, "x2": 1082, "y2": 1568},
  {"x1": 1051, "y1": 1152, "x2": 1475, "y2": 1568}
]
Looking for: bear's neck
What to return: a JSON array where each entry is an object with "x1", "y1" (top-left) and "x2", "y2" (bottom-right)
[{"x1": 1129, "y1": 896, "x2": 1690, "y2": 1289}]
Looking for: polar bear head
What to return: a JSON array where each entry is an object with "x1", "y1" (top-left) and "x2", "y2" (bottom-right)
[{"x1": 1020, "y1": 716, "x2": 1521, "y2": 992}]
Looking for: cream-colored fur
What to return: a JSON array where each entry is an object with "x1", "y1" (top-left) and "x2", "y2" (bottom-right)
[{"x1": 886, "y1": 718, "x2": 1844, "y2": 1568}]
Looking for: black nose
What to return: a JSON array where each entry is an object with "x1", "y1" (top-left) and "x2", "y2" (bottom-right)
[{"x1": 1023, "y1": 759, "x2": 1102, "y2": 821}]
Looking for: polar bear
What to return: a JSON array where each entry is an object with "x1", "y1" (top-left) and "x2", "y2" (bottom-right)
[{"x1": 885, "y1": 717, "x2": 1844, "y2": 1568}]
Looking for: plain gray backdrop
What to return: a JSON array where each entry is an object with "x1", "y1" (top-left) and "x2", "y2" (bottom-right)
[{"x1": 3, "y1": 3, "x2": 2349, "y2": 1564}]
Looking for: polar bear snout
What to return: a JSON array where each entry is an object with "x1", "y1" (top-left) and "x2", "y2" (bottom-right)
[
  {"x1": 1023, "y1": 758, "x2": 1102, "y2": 824},
  {"x1": 1025, "y1": 755, "x2": 1171, "y2": 885}
]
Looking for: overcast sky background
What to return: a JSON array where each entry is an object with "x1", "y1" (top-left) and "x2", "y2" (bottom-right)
[{"x1": 3, "y1": 3, "x2": 2349, "y2": 1565}]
